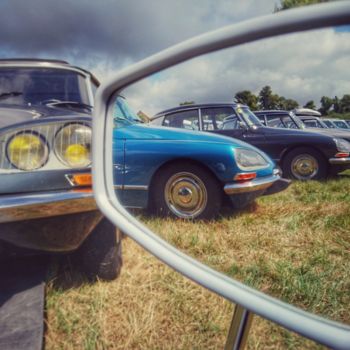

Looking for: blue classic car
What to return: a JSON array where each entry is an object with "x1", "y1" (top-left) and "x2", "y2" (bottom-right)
[
  {"x1": 113, "y1": 97, "x2": 290, "y2": 219},
  {"x1": 0, "y1": 59, "x2": 121, "y2": 281}
]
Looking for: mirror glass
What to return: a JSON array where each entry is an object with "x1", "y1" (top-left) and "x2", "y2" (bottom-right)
[{"x1": 109, "y1": 26, "x2": 350, "y2": 328}]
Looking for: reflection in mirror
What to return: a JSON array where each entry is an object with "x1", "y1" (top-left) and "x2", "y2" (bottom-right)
[{"x1": 108, "y1": 25, "x2": 350, "y2": 346}]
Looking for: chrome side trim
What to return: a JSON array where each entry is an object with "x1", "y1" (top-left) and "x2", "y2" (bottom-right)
[
  {"x1": 329, "y1": 157, "x2": 350, "y2": 165},
  {"x1": 65, "y1": 174, "x2": 76, "y2": 186},
  {"x1": 0, "y1": 190, "x2": 96, "y2": 223},
  {"x1": 224, "y1": 174, "x2": 280, "y2": 195},
  {"x1": 114, "y1": 185, "x2": 148, "y2": 190},
  {"x1": 0, "y1": 62, "x2": 92, "y2": 80}
]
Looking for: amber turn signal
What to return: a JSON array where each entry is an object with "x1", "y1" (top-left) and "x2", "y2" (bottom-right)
[{"x1": 66, "y1": 173, "x2": 92, "y2": 187}]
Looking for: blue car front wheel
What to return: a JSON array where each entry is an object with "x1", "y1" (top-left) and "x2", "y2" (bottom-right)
[{"x1": 152, "y1": 162, "x2": 222, "y2": 220}]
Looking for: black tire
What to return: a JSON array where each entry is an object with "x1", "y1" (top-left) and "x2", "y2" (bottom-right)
[
  {"x1": 75, "y1": 218, "x2": 122, "y2": 281},
  {"x1": 152, "y1": 162, "x2": 222, "y2": 220},
  {"x1": 282, "y1": 147, "x2": 328, "y2": 180}
]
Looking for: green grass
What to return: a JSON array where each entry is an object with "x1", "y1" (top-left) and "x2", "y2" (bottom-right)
[
  {"x1": 328, "y1": 112, "x2": 350, "y2": 120},
  {"x1": 46, "y1": 175, "x2": 350, "y2": 349}
]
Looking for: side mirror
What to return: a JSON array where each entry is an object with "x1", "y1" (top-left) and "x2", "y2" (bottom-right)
[
  {"x1": 92, "y1": 3, "x2": 350, "y2": 349},
  {"x1": 239, "y1": 121, "x2": 249, "y2": 130}
]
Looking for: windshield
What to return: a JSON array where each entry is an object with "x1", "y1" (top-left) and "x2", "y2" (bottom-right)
[
  {"x1": 0, "y1": 68, "x2": 90, "y2": 106},
  {"x1": 302, "y1": 117, "x2": 327, "y2": 128},
  {"x1": 322, "y1": 120, "x2": 336, "y2": 128},
  {"x1": 114, "y1": 96, "x2": 142, "y2": 127},
  {"x1": 234, "y1": 106, "x2": 263, "y2": 127},
  {"x1": 266, "y1": 114, "x2": 300, "y2": 129},
  {"x1": 333, "y1": 120, "x2": 349, "y2": 129}
]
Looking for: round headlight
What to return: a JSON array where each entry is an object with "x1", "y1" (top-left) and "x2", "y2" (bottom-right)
[
  {"x1": 7, "y1": 132, "x2": 48, "y2": 170},
  {"x1": 54, "y1": 124, "x2": 91, "y2": 168}
]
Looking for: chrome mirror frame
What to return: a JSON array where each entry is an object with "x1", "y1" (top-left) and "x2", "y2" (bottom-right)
[{"x1": 92, "y1": 2, "x2": 350, "y2": 348}]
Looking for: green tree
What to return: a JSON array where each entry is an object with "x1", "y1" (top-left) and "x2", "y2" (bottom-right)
[
  {"x1": 284, "y1": 98, "x2": 299, "y2": 110},
  {"x1": 258, "y1": 86, "x2": 277, "y2": 110},
  {"x1": 333, "y1": 96, "x2": 341, "y2": 113},
  {"x1": 275, "y1": 0, "x2": 331, "y2": 11},
  {"x1": 319, "y1": 96, "x2": 333, "y2": 115},
  {"x1": 234, "y1": 90, "x2": 258, "y2": 110},
  {"x1": 275, "y1": 96, "x2": 299, "y2": 110},
  {"x1": 340, "y1": 94, "x2": 350, "y2": 113},
  {"x1": 276, "y1": 95, "x2": 286, "y2": 109},
  {"x1": 179, "y1": 101, "x2": 195, "y2": 106},
  {"x1": 303, "y1": 100, "x2": 316, "y2": 110}
]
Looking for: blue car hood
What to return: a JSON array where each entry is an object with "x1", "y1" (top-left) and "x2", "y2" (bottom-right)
[{"x1": 116, "y1": 124, "x2": 251, "y2": 148}]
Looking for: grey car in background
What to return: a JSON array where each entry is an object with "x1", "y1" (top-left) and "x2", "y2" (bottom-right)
[{"x1": 0, "y1": 59, "x2": 121, "y2": 281}]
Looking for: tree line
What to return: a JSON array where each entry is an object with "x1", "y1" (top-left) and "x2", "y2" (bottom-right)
[{"x1": 234, "y1": 86, "x2": 350, "y2": 115}]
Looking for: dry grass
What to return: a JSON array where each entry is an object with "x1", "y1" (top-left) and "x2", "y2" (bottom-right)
[{"x1": 46, "y1": 175, "x2": 350, "y2": 349}]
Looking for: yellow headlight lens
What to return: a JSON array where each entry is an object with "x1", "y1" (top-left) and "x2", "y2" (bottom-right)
[
  {"x1": 7, "y1": 133, "x2": 48, "y2": 170},
  {"x1": 54, "y1": 124, "x2": 91, "y2": 168},
  {"x1": 65, "y1": 144, "x2": 89, "y2": 167}
]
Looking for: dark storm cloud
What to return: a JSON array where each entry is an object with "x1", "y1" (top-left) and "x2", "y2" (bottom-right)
[
  {"x1": 0, "y1": 0, "x2": 276, "y2": 67},
  {"x1": 7, "y1": 0, "x2": 346, "y2": 109}
]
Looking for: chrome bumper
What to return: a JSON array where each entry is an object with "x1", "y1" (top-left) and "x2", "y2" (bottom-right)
[
  {"x1": 224, "y1": 174, "x2": 281, "y2": 195},
  {"x1": 329, "y1": 157, "x2": 350, "y2": 165},
  {"x1": 0, "y1": 190, "x2": 97, "y2": 224}
]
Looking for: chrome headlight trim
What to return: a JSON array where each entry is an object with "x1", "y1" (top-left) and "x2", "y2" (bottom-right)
[
  {"x1": 54, "y1": 123, "x2": 92, "y2": 168},
  {"x1": 234, "y1": 148, "x2": 269, "y2": 171},
  {"x1": 0, "y1": 119, "x2": 92, "y2": 173},
  {"x1": 6, "y1": 130, "x2": 49, "y2": 171},
  {"x1": 333, "y1": 138, "x2": 350, "y2": 152}
]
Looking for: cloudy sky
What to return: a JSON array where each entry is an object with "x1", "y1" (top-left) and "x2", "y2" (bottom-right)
[{"x1": 0, "y1": 0, "x2": 349, "y2": 114}]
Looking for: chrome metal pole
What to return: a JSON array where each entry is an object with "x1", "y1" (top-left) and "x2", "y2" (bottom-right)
[{"x1": 224, "y1": 305, "x2": 254, "y2": 350}]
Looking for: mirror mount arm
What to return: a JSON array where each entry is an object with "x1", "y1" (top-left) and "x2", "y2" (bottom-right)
[{"x1": 225, "y1": 305, "x2": 253, "y2": 350}]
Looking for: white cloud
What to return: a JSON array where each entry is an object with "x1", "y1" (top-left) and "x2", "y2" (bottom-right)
[{"x1": 122, "y1": 27, "x2": 350, "y2": 115}]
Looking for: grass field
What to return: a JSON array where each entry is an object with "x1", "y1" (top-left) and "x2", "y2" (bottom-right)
[{"x1": 46, "y1": 174, "x2": 350, "y2": 349}]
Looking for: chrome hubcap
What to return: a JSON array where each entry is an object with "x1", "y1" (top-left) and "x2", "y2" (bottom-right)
[
  {"x1": 165, "y1": 172, "x2": 207, "y2": 219},
  {"x1": 291, "y1": 154, "x2": 319, "y2": 180}
]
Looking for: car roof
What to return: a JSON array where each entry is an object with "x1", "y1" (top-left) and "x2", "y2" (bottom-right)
[
  {"x1": 253, "y1": 110, "x2": 289, "y2": 115},
  {"x1": 0, "y1": 58, "x2": 69, "y2": 64},
  {"x1": 293, "y1": 108, "x2": 321, "y2": 116},
  {"x1": 153, "y1": 102, "x2": 244, "y2": 119},
  {"x1": 298, "y1": 115, "x2": 320, "y2": 120},
  {"x1": 0, "y1": 58, "x2": 100, "y2": 86}
]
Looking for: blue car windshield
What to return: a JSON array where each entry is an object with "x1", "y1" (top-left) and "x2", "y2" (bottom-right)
[
  {"x1": 0, "y1": 68, "x2": 90, "y2": 106},
  {"x1": 114, "y1": 97, "x2": 142, "y2": 127}
]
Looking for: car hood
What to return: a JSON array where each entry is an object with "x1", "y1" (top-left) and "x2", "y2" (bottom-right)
[
  {"x1": 258, "y1": 125, "x2": 333, "y2": 139},
  {"x1": 301, "y1": 127, "x2": 350, "y2": 141},
  {"x1": 117, "y1": 123, "x2": 255, "y2": 148},
  {"x1": 0, "y1": 103, "x2": 91, "y2": 129}
]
